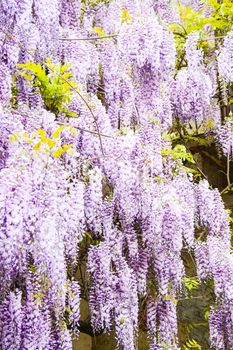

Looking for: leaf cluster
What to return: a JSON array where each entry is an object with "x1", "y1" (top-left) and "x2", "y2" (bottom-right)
[
  {"x1": 17, "y1": 58, "x2": 77, "y2": 116},
  {"x1": 81, "y1": 0, "x2": 110, "y2": 7},
  {"x1": 169, "y1": 0, "x2": 233, "y2": 68},
  {"x1": 162, "y1": 144, "x2": 195, "y2": 164},
  {"x1": 178, "y1": 0, "x2": 233, "y2": 33},
  {"x1": 9, "y1": 125, "x2": 77, "y2": 159}
]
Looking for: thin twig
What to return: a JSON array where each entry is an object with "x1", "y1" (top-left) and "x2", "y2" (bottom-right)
[
  {"x1": 59, "y1": 34, "x2": 118, "y2": 41},
  {"x1": 196, "y1": 167, "x2": 208, "y2": 179},
  {"x1": 57, "y1": 122, "x2": 112, "y2": 138},
  {"x1": 133, "y1": 102, "x2": 140, "y2": 125},
  {"x1": 220, "y1": 183, "x2": 233, "y2": 195},
  {"x1": 172, "y1": 30, "x2": 226, "y2": 42},
  {"x1": 205, "y1": 35, "x2": 226, "y2": 40},
  {"x1": 178, "y1": 296, "x2": 210, "y2": 301},
  {"x1": 63, "y1": 84, "x2": 105, "y2": 154}
]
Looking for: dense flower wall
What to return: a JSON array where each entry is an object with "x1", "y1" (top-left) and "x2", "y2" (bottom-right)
[{"x1": 0, "y1": 0, "x2": 232, "y2": 349}]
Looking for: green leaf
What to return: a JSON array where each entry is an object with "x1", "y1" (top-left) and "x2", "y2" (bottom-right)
[
  {"x1": 185, "y1": 339, "x2": 201, "y2": 350},
  {"x1": 183, "y1": 277, "x2": 200, "y2": 291},
  {"x1": 93, "y1": 26, "x2": 105, "y2": 37},
  {"x1": 121, "y1": 9, "x2": 132, "y2": 23},
  {"x1": 53, "y1": 147, "x2": 65, "y2": 158}
]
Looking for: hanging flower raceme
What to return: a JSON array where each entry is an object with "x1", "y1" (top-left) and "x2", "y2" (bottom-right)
[
  {"x1": 117, "y1": 14, "x2": 176, "y2": 128},
  {"x1": 85, "y1": 166, "x2": 103, "y2": 235},
  {"x1": 0, "y1": 64, "x2": 12, "y2": 105},
  {"x1": 67, "y1": 280, "x2": 81, "y2": 335},
  {"x1": 0, "y1": 290, "x2": 23, "y2": 350},
  {"x1": 172, "y1": 32, "x2": 220, "y2": 127},
  {"x1": 216, "y1": 118, "x2": 233, "y2": 158},
  {"x1": 87, "y1": 241, "x2": 115, "y2": 332},
  {"x1": 60, "y1": 29, "x2": 100, "y2": 87},
  {"x1": 209, "y1": 303, "x2": 233, "y2": 350},
  {"x1": 33, "y1": 0, "x2": 60, "y2": 59},
  {"x1": 195, "y1": 180, "x2": 230, "y2": 243},
  {"x1": 59, "y1": 0, "x2": 82, "y2": 29},
  {"x1": 118, "y1": 15, "x2": 170, "y2": 72},
  {"x1": 218, "y1": 30, "x2": 233, "y2": 84}
]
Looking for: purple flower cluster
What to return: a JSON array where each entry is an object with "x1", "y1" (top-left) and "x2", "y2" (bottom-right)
[
  {"x1": 172, "y1": 33, "x2": 220, "y2": 127},
  {"x1": 209, "y1": 303, "x2": 233, "y2": 350},
  {"x1": 218, "y1": 30, "x2": 233, "y2": 83},
  {"x1": 216, "y1": 119, "x2": 233, "y2": 158}
]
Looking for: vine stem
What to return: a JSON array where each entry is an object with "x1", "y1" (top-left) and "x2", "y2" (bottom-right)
[
  {"x1": 60, "y1": 33, "x2": 225, "y2": 42},
  {"x1": 10, "y1": 109, "x2": 112, "y2": 139},
  {"x1": 220, "y1": 153, "x2": 232, "y2": 194},
  {"x1": 0, "y1": 28, "x2": 105, "y2": 155},
  {"x1": 57, "y1": 122, "x2": 112, "y2": 138},
  {"x1": 59, "y1": 34, "x2": 118, "y2": 41}
]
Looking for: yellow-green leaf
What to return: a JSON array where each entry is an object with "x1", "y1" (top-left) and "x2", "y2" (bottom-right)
[
  {"x1": 52, "y1": 125, "x2": 65, "y2": 139},
  {"x1": 53, "y1": 147, "x2": 65, "y2": 158},
  {"x1": 33, "y1": 142, "x2": 41, "y2": 150}
]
